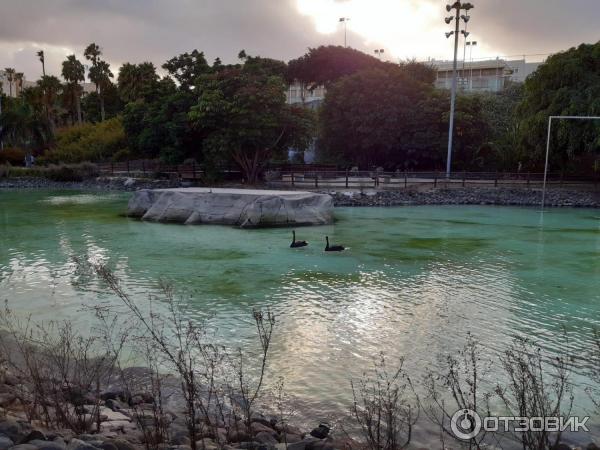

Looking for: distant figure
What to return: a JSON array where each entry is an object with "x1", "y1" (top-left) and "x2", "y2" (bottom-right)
[
  {"x1": 325, "y1": 236, "x2": 345, "y2": 252},
  {"x1": 290, "y1": 230, "x2": 308, "y2": 248},
  {"x1": 24, "y1": 154, "x2": 35, "y2": 168},
  {"x1": 518, "y1": 161, "x2": 522, "y2": 173}
]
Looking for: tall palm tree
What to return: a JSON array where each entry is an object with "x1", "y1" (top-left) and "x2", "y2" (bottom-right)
[
  {"x1": 84, "y1": 43, "x2": 113, "y2": 121},
  {"x1": 4, "y1": 68, "x2": 15, "y2": 97},
  {"x1": 37, "y1": 50, "x2": 46, "y2": 77},
  {"x1": 61, "y1": 55, "x2": 85, "y2": 124},
  {"x1": 37, "y1": 75, "x2": 62, "y2": 131},
  {"x1": 14, "y1": 73, "x2": 24, "y2": 97},
  {"x1": 117, "y1": 62, "x2": 158, "y2": 103}
]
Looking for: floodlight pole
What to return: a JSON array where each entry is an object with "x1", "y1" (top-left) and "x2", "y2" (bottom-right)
[
  {"x1": 542, "y1": 115, "x2": 600, "y2": 210},
  {"x1": 445, "y1": 2, "x2": 473, "y2": 179}
]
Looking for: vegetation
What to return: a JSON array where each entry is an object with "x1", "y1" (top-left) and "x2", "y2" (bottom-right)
[{"x1": 2, "y1": 41, "x2": 600, "y2": 177}]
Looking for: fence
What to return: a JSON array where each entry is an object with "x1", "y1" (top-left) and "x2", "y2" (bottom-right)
[
  {"x1": 267, "y1": 170, "x2": 600, "y2": 190},
  {"x1": 97, "y1": 160, "x2": 599, "y2": 190}
]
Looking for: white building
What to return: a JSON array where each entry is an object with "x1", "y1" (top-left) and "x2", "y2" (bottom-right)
[
  {"x1": 287, "y1": 82, "x2": 326, "y2": 108},
  {"x1": 431, "y1": 58, "x2": 543, "y2": 92}
]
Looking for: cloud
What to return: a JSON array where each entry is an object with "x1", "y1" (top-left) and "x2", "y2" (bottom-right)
[{"x1": 0, "y1": 0, "x2": 599, "y2": 81}]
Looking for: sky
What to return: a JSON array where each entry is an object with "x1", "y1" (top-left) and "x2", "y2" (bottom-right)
[{"x1": 0, "y1": 0, "x2": 599, "y2": 82}]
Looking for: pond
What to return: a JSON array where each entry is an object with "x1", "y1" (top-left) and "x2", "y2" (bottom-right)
[{"x1": 1, "y1": 190, "x2": 599, "y2": 440}]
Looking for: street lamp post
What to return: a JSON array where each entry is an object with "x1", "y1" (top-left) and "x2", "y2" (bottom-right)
[
  {"x1": 339, "y1": 18, "x2": 350, "y2": 47},
  {"x1": 466, "y1": 41, "x2": 478, "y2": 90},
  {"x1": 444, "y1": 1, "x2": 474, "y2": 178},
  {"x1": 374, "y1": 49, "x2": 385, "y2": 59}
]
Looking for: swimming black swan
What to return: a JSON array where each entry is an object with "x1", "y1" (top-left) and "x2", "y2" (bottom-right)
[
  {"x1": 325, "y1": 236, "x2": 345, "y2": 252},
  {"x1": 290, "y1": 230, "x2": 308, "y2": 248}
]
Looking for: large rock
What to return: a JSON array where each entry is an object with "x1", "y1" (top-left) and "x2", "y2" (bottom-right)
[{"x1": 127, "y1": 188, "x2": 334, "y2": 228}]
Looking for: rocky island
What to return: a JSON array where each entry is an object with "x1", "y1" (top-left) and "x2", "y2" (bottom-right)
[{"x1": 127, "y1": 188, "x2": 334, "y2": 228}]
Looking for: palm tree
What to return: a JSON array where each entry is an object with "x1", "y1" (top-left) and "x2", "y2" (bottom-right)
[
  {"x1": 37, "y1": 75, "x2": 62, "y2": 131},
  {"x1": 61, "y1": 55, "x2": 85, "y2": 124},
  {"x1": 0, "y1": 102, "x2": 51, "y2": 149},
  {"x1": 117, "y1": 62, "x2": 158, "y2": 103},
  {"x1": 84, "y1": 43, "x2": 113, "y2": 121},
  {"x1": 14, "y1": 73, "x2": 24, "y2": 97},
  {"x1": 37, "y1": 50, "x2": 46, "y2": 77},
  {"x1": 4, "y1": 68, "x2": 15, "y2": 97}
]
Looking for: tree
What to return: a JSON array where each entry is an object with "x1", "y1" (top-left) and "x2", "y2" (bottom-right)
[
  {"x1": 189, "y1": 68, "x2": 314, "y2": 183},
  {"x1": 518, "y1": 42, "x2": 600, "y2": 172},
  {"x1": 318, "y1": 65, "x2": 489, "y2": 170},
  {"x1": 162, "y1": 49, "x2": 211, "y2": 89},
  {"x1": 14, "y1": 73, "x2": 24, "y2": 97},
  {"x1": 121, "y1": 77, "x2": 198, "y2": 163},
  {"x1": 37, "y1": 75, "x2": 63, "y2": 131},
  {"x1": 4, "y1": 68, "x2": 15, "y2": 97},
  {"x1": 117, "y1": 62, "x2": 159, "y2": 103},
  {"x1": 37, "y1": 50, "x2": 46, "y2": 76},
  {"x1": 61, "y1": 55, "x2": 85, "y2": 124},
  {"x1": 84, "y1": 43, "x2": 115, "y2": 121},
  {"x1": 287, "y1": 45, "x2": 388, "y2": 88},
  {"x1": 0, "y1": 100, "x2": 51, "y2": 149}
]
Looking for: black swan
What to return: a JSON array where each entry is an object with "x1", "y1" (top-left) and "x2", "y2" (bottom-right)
[
  {"x1": 290, "y1": 230, "x2": 308, "y2": 248},
  {"x1": 325, "y1": 236, "x2": 345, "y2": 252}
]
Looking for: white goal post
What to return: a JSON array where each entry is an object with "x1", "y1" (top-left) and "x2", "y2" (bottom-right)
[{"x1": 542, "y1": 115, "x2": 600, "y2": 209}]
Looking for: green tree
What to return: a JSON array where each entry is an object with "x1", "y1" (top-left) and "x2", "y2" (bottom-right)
[
  {"x1": 518, "y1": 42, "x2": 600, "y2": 172},
  {"x1": 37, "y1": 50, "x2": 46, "y2": 76},
  {"x1": 162, "y1": 49, "x2": 211, "y2": 89},
  {"x1": 84, "y1": 43, "x2": 115, "y2": 121},
  {"x1": 189, "y1": 68, "x2": 314, "y2": 183},
  {"x1": 37, "y1": 75, "x2": 63, "y2": 131},
  {"x1": 121, "y1": 77, "x2": 198, "y2": 162},
  {"x1": 318, "y1": 65, "x2": 489, "y2": 170},
  {"x1": 0, "y1": 100, "x2": 51, "y2": 149},
  {"x1": 117, "y1": 62, "x2": 159, "y2": 103},
  {"x1": 4, "y1": 68, "x2": 15, "y2": 97},
  {"x1": 287, "y1": 45, "x2": 387, "y2": 88},
  {"x1": 61, "y1": 54, "x2": 85, "y2": 124}
]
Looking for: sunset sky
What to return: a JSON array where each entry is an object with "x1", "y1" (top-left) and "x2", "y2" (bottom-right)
[{"x1": 1, "y1": 0, "x2": 599, "y2": 81}]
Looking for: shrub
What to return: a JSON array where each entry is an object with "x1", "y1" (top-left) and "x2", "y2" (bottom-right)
[
  {"x1": 0, "y1": 147, "x2": 27, "y2": 166},
  {"x1": 45, "y1": 163, "x2": 100, "y2": 182},
  {"x1": 43, "y1": 117, "x2": 129, "y2": 163}
]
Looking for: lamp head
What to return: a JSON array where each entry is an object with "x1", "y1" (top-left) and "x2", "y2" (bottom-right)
[
  {"x1": 445, "y1": 31, "x2": 455, "y2": 39},
  {"x1": 461, "y1": 30, "x2": 470, "y2": 37},
  {"x1": 461, "y1": 14, "x2": 470, "y2": 22},
  {"x1": 446, "y1": 4, "x2": 453, "y2": 12},
  {"x1": 461, "y1": 2, "x2": 474, "y2": 10},
  {"x1": 445, "y1": 16, "x2": 453, "y2": 24}
]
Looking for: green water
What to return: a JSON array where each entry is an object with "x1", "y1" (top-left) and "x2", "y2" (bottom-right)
[{"x1": 1, "y1": 190, "x2": 599, "y2": 428}]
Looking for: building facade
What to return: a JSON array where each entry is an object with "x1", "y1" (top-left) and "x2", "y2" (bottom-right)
[{"x1": 432, "y1": 58, "x2": 542, "y2": 92}]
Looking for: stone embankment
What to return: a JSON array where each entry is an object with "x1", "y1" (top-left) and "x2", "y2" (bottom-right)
[
  {"x1": 327, "y1": 187, "x2": 600, "y2": 208},
  {"x1": 0, "y1": 177, "x2": 181, "y2": 191}
]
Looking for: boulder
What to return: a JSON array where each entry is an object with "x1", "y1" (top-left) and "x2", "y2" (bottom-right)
[
  {"x1": 0, "y1": 435, "x2": 13, "y2": 450},
  {"x1": 0, "y1": 419, "x2": 24, "y2": 441},
  {"x1": 127, "y1": 188, "x2": 334, "y2": 228},
  {"x1": 254, "y1": 432, "x2": 278, "y2": 447},
  {"x1": 21, "y1": 430, "x2": 47, "y2": 443},
  {"x1": 67, "y1": 439, "x2": 99, "y2": 450},
  {"x1": 29, "y1": 439, "x2": 67, "y2": 450},
  {"x1": 10, "y1": 445, "x2": 37, "y2": 450},
  {"x1": 104, "y1": 439, "x2": 137, "y2": 450},
  {"x1": 250, "y1": 423, "x2": 276, "y2": 437}
]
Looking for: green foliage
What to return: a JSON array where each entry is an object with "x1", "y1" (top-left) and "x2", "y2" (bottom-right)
[
  {"x1": 82, "y1": 84, "x2": 123, "y2": 123},
  {"x1": 0, "y1": 162, "x2": 99, "y2": 181},
  {"x1": 0, "y1": 99, "x2": 52, "y2": 150},
  {"x1": 43, "y1": 117, "x2": 128, "y2": 163},
  {"x1": 189, "y1": 67, "x2": 315, "y2": 182},
  {"x1": 121, "y1": 79, "x2": 198, "y2": 163},
  {"x1": 162, "y1": 49, "x2": 211, "y2": 89},
  {"x1": 0, "y1": 147, "x2": 26, "y2": 166},
  {"x1": 318, "y1": 65, "x2": 489, "y2": 170},
  {"x1": 287, "y1": 45, "x2": 390, "y2": 87},
  {"x1": 117, "y1": 62, "x2": 159, "y2": 103},
  {"x1": 518, "y1": 42, "x2": 600, "y2": 171}
]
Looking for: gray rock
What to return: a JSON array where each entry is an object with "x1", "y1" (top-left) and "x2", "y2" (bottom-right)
[
  {"x1": 21, "y1": 431, "x2": 47, "y2": 443},
  {"x1": 0, "y1": 393, "x2": 15, "y2": 408},
  {"x1": 29, "y1": 439, "x2": 66, "y2": 450},
  {"x1": 103, "y1": 439, "x2": 136, "y2": 450},
  {"x1": 0, "y1": 419, "x2": 23, "y2": 441},
  {"x1": 128, "y1": 188, "x2": 334, "y2": 228},
  {"x1": 275, "y1": 442, "x2": 307, "y2": 450},
  {"x1": 551, "y1": 444, "x2": 572, "y2": 450},
  {"x1": 250, "y1": 423, "x2": 276, "y2": 436},
  {"x1": 10, "y1": 445, "x2": 37, "y2": 450},
  {"x1": 97, "y1": 443, "x2": 118, "y2": 450},
  {"x1": 587, "y1": 444, "x2": 600, "y2": 450},
  {"x1": 254, "y1": 432, "x2": 278, "y2": 447},
  {"x1": 278, "y1": 434, "x2": 302, "y2": 444},
  {"x1": 0, "y1": 435, "x2": 13, "y2": 450},
  {"x1": 66, "y1": 439, "x2": 98, "y2": 450}
]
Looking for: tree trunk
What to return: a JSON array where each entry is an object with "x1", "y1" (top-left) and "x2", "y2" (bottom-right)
[
  {"x1": 76, "y1": 93, "x2": 82, "y2": 124},
  {"x1": 100, "y1": 94, "x2": 105, "y2": 122}
]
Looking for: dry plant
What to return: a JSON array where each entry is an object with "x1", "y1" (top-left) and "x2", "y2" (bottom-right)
[
  {"x1": 423, "y1": 332, "x2": 493, "y2": 450},
  {"x1": 0, "y1": 302, "x2": 117, "y2": 433},
  {"x1": 496, "y1": 336, "x2": 574, "y2": 450},
  {"x1": 349, "y1": 353, "x2": 419, "y2": 450},
  {"x1": 585, "y1": 328, "x2": 600, "y2": 413},
  {"x1": 81, "y1": 259, "x2": 276, "y2": 450}
]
